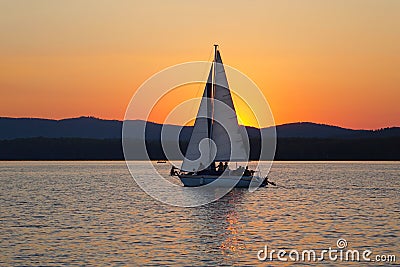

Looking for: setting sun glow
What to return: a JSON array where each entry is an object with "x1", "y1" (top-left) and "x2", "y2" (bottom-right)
[{"x1": 0, "y1": 1, "x2": 399, "y2": 129}]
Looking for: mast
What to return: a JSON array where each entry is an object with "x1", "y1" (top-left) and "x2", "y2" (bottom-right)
[
  {"x1": 212, "y1": 44, "x2": 218, "y2": 103},
  {"x1": 209, "y1": 44, "x2": 218, "y2": 166}
]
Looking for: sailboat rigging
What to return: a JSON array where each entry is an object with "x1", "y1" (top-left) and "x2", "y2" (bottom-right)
[{"x1": 171, "y1": 45, "x2": 267, "y2": 188}]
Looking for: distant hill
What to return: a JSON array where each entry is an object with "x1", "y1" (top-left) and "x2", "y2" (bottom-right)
[
  {"x1": 0, "y1": 117, "x2": 122, "y2": 139},
  {"x1": 264, "y1": 122, "x2": 400, "y2": 139},
  {"x1": 0, "y1": 116, "x2": 399, "y2": 140}
]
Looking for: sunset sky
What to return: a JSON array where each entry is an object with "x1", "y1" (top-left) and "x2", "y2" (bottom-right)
[{"x1": 1, "y1": 0, "x2": 399, "y2": 129}]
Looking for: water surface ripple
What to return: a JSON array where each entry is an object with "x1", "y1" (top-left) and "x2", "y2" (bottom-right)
[{"x1": 1, "y1": 161, "x2": 399, "y2": 266}]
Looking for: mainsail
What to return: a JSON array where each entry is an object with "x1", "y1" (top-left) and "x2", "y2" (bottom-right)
[
  {"x1": 181, "y1": 47, "x2": 248, "y2": 172},
  {"x1": 211, "y1": 50, "x2": 248, "y2": 161},
  {"x1": 181, "y1": 68, "x2": 213, "y2": 171}
]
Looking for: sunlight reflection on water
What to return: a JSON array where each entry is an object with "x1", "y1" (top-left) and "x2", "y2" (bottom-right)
[{"x1": 1, "y1": 161, "x2": 399, "y2": 266}]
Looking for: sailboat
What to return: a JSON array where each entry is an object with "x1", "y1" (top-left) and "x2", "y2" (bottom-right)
[{"x1": 171, "y1": 45, "x2": 268, "y2": 188}]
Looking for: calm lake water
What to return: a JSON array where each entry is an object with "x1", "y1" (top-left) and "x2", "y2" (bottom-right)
[{"x1": 1, "y1": 161, "x2": 399, "y2": 266}]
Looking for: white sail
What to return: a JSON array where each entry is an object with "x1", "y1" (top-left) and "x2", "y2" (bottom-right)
[
  {"x1": 181, "y1": 48, "x2": 248, "y2": 171},
  {"x1": 181, "y1": 68, "x2": 214, "y2": 171},
  {"x1": 211, "y1": 50, "x2": 248, "y2": 161}
]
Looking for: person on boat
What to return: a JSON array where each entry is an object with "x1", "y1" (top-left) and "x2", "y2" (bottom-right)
[
  {"x1": 217, "y1": 162, "x2": 224, "y2": 172},
  {"x1": 211, "y1": 162, "x2": 216, "y2": 173},
  {"x1": 224, "y1": 162, "x2": 229, "y2": 170},
  {"x1": 244, "y1": 166, "x2": 251, "y2": 176},
  {"x1": 170, "y1": 166, "x2": 176, "y2": 176}
]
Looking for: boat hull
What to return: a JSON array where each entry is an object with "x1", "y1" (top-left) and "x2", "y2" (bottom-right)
[{"x1": 178, "y1": 174, "x2": 267, "y2": 188}]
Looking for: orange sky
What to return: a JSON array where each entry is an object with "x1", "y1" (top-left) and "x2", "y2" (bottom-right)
[{"x1": 0, "y1": 1, "x2": 399, "y2": 129}]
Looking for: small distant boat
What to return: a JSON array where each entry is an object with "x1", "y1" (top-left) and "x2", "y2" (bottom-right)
[{"x1": 171, "y1": 45, "x2": 267, "y2": 188}]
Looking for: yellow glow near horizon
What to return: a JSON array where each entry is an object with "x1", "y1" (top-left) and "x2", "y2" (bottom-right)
[{"x1": 146, "y1": 83, "x2": 261, "y2": 127}]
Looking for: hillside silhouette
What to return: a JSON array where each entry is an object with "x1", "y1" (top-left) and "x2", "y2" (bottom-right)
[
  {"x1": 0, "y1": 117, "x2": 399, "y2": 160},
  {"x1": 1, "y1": 117, "x2": 399, "y2": 140}
]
